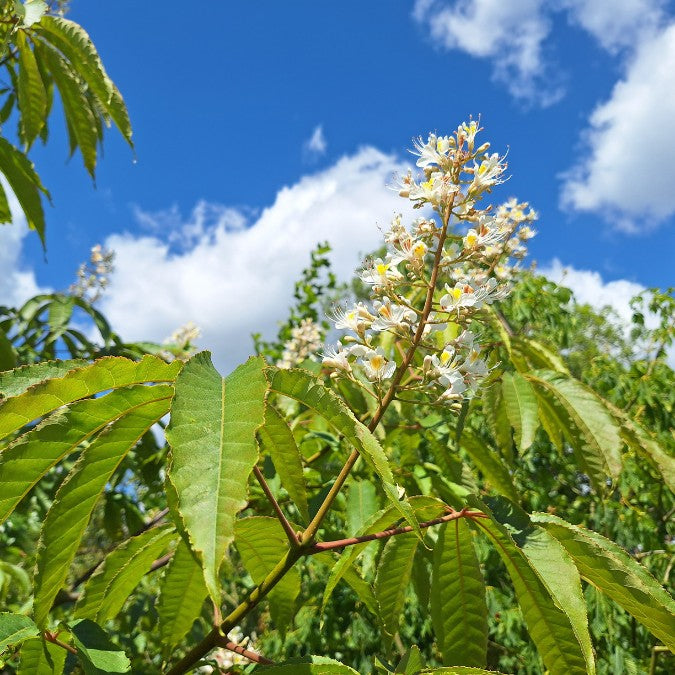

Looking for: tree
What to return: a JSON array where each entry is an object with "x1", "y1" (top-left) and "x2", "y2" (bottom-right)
[
  {"x1": 0, "y1": 120, "x2": 673, "y2": 675},
  {"x1": 0, "y1": 0, "x2": 131, "y2": 247}
]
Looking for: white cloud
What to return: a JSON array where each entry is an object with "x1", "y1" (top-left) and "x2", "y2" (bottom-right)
[
  {"x1": 561, "y1": 21, "x2": 675, "y2": 231},
  {"x1": 559, "y1": 0, "x2": 666, "y2": 52},
  {"x1": 0, "y1": 187, "x2": 48, "y2": 307},
  {"x1": 413, "y1": 0, "x2": 562, "y2": 105},
  {"x1": 303, "y1": 124, "x2": 327, "y2": 160},
  {"x1": 100, "y1": 147, "x2": 418, "y2": 373},
  {"x1": 540, "y1": 258, "x2": 646, "y2": 324}
]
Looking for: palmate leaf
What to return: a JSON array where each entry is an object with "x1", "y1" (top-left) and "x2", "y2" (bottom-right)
[
  {"x1": 269, "y1": 367, "x2": 421, "y2": 538},
  {"x1": 0, "y1": 613, "x2": 39, "y2": 652},
  {"x1": 469, "y1": 498, "x2": 588, "y2": 675},
  {"x1": 16, "y1": 31, "x2": 47, "y2": 148},
  {"x1": 512, "y1": 336, "x2": 569, "y2": 374},
  {"x1": 481, "y1": 382, "x2": 512, "y2": 461},
  {"x1": 0, "y1": 327, "x2": 17, "y2": 371},
  {"x1": 0, "y1": 384, "x2": 174, "y2": 524},
  {"x1": 346, "y1": 479, "x2": 379, "y2": 535},
  {"x1": 0, "y1": 137, "x2": 48, "y2": 245},
  {"x1": 419, "y1": 669, "x2": 507, "y2": 674},
  {"x1": 74, "y1": 527, "x2": 175, "y2": 624},
  {"x1": 32, "y1": 391, "x2": 172, "y2": 628},
  {"x1": 34, "y1": 17, "x2": 133, "y2": 146},
  {"x1": 260, "y1": 656, "x2": 359, "y2": 673},
  {"x1": 374, "y1": 532, "x2": 420, "y2": 635},
  {"x1": 501, "y1": 372, "x2": 538, "y2": 453},
  {"x1": 18, "y1": 637, "x2": 66, "y2": 675},
  {"x1": 0, "y1": 181, "x2": 12, "y2": 223},
  {"x1": 533, "y1": 512, "x2": 675, "y2": 650},
  {"x1": 459, "y1": 430, "x2": 519, "y2": 502},
  {"x1": 395, "y1": 645, "x2": 425, "y2": 674},
  {"x1": 484, "y1": 498, "x2": 595, "y2": 675},
  {"x1": 157, "y1": 539, "x2": 209, "y2": 655},
  {"x1": 0, "y1": 359, "x2": 87, "y2": 398},
  {"x1": 234, "y1": 517, "x2": 301, "y2": 635},
  {"x1": 258, "y1": 405, "x2": 309, "y2": 522},
  {"x1": 528, "y1": 371, "x2": 622, "y2": 491},
  {"x1": 0, "y1": 354, "x2": 181, "y2": 443},
  {"x1": 34, "y1": 40, "x2": 100, "y2": 178},
  {"x1": 166, "y1": 353, "x2": 268, "y2": 604},
  {"x1": 67, "y1": 619, "x2": 130, "y2": 674},
  {"x1": 431, "y1": 519, "x2": 488, "y2": 667},
  {"x1": 321, "y1": 497, "x2": 445, "y2": 615}
]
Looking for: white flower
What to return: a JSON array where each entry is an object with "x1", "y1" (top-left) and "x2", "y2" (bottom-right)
[
  {"x1": 460, "y1": 348, "x2": 489, "y2": 387},
  {"x1": 360, "y1": 258, "x2": 403, "y2": 287},
  {"x1": 389, "y1": 237, "x2": 428, "y2": 267},
  {"x1": 438, "y1": 373, "x2": 467, "y2": 401},
  {"x1": 439, "y1": 283, "x2": 481, "y2": 312},
  {"x1": 331, "y1": 303, "x2": 372, "y2": 332},
  {"x1": 321, "y1": 343, "x2": 351, "y2": 372},
  {"x1": 411, "y1": 133, "x2": 453, "y2": 169},
  {"x1": 469, "y1": 153, "x2": 504, "y2": 195},
  {"x1": 409, "y1": 171, "x2": 461, "y2": 208},
  {"x1": 360, "y1": 347, "x2": 396, "y2": 381},
  {"x1": 371, "y1": 298, "x2": 417, "y2": 332}
]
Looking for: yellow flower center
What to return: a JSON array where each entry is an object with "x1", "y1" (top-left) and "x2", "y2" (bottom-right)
[
  {"x1": 465, "y1": 233, "x2": 478, "y2": 247},
  {"x1": 376, "y1": 263, "x2": 389, "y2": 276},
  {"x1": 370, "y1": 355, "x2": 385, "y2": 370},
  {"x1": 440, "y1": 351, "x2": 452, "y2": 365},
  {"x1": 412, "y1": 242, "x2": 427, "y2": 258}
]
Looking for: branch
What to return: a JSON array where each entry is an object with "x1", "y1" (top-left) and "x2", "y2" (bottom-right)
[
  {"x1": 307, "y1": 508, "x2": 487, "y2": 554},
  {"x1": 216, "y1": 637, "x2": 275, "y2": 666},
  {"x1": 253, "y1": 465, "x2": 300, "y2": 547}
]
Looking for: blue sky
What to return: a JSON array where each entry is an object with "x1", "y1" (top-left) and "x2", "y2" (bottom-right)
[{"x1": 4, "y1": 0, "x2": 675, "y2": 369}]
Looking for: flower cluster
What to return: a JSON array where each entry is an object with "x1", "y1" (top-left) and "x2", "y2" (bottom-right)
[
  {"x1": 322, "y1": 121, "x2": 537, "y2": 408},
  {"x1": 160, "y1": 321, "x2": 201, "y2": 362},
  {"x1": 69, "y1": 244, "x2": 115, "y2": 303},
  {"x1": 276, "y1": 317, "x2": 323, "y2": 369}
]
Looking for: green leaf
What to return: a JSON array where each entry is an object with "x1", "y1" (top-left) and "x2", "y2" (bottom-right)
[
  {"x1": 346, "y1": 479, "x2": 379, "y2": 535},
  {"x1": 501, "y1": 372, "x2": 538, "y2": 453},
  {"x1": 35, "y1": 17, "x2": 133, "y2": 146},
  {"x1": 68, "y1": 619, "x2": 130, "y2": 674},
  {"x1": 340, "y1": 564, "x2": 380, "y2": 621},
  {"x1": 528, "y1": 371, "x2": 622, "y2": 491},
  {"x1": 258, "y1": 655, "x2": 359, "y2": 673},
  {"x1": 157, "y1": 539, "x2": 208, "y2": 654},
  {"x1": 35, "y1": 40, "x2": 99, "y2": 177},
  {"x1": 533, "y1": 512, "x2": 675, "y2": 650},
  {"x1": 321, "y1": 497, "x2": 444, "y2": 615},
  {"x1": 258, "y1": 405, "x2": 309, "y2": 522},
  {"x1": 513, "y1": 337, "x2": 569, "y2": 374},
  {"x1": 18, "y1": 637, "x2": 66, "y2": 674},
  {"x1": 74, "y1": 527, "x2": 175, "y2": 623},
  {"x1": 16, "y1": 31, "x2": 47, "y2": 147},
  {"x1": 0, "y1": 354, "x2": 181, "y2": 443},
  {"x1": 481, "y1": 382, "x2": 512, "y2": 460},
  {"x1": 431, "y1": 519, "x2": 487, "y2": 667},
  {"x1": 0, "y1": 328, "x2": 17, "y2": 372},
  {"x1": 485, "y1": 498, "x2": 595, "y2": 674},
  {"x1": 0, "y1": 359, "x2": 87, "y2": 398},
  {"x1": 32, "y1": 392, "x2": 172, "y2": 627},
  {"x1": 0, "y1": 181, "x2": 12, "y2": 223},
  {"x1": 234, "y1": 517, "x2": 301, "y2": 635},
  {"x1": 470, "y1": 498, "x2": 588, "y2": 675},
  {"x1": 269, "y1": 367, "x2": 420, "y2": 538},
  {"x1": 419, "y1": 669, "x2": 507, "y2": 674},
  {"x1": 459, "y1": 430, "x2": 519, "y2": 502},
  {"x1": 0, "y1": 613, "x2": 39, "y2": 652},
  {"x1": 0, "y1": 137, "x2": 48, "y2": 245},
  {"x1": 0, "y1": 384, "x2": 174, "y2": 524},
  {"x1": 395, "y1": 645, "x2": 424, "y2": 674},
  {"x1": 166, "y1": 353, "x2": 267, "y2": 604},
  {"x1": 375, "y1": 532, "x2": 420, "y2": 635}
]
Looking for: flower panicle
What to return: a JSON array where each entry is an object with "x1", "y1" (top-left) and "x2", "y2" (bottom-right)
[{"x1": 321, "y1": 121, "x2": 538, "y2": 409}]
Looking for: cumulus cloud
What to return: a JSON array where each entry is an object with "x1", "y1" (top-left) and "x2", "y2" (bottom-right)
[
  {"x1": 413, "y1": 0, "x2": 562, "y2": 105},
  {"x1": 0, "y1": 187, "x2": 48, "y2": 307},
  {"x1": 540, "y1": 258, "x2": 646, "y2": 324},
  {"x1": 100, "y1": 147, "x2": 418, "y2": 372},
  {"x1": 303, "y1": 124, "x2": 327, "y2": 160},
  {"x1": 561, "y1": 21, "x2": 675, "y2": 231}
]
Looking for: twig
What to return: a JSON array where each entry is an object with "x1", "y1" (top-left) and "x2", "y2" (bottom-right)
[
  {"x1": 253, "y1": 465, "x2": 300, "y2": 547},
  {"x1": 307, "y1": 508, "x2": 487, "y2": 553},
  {"x1": 216, "y1": 637, "x2": 275, "y2": 665}
]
